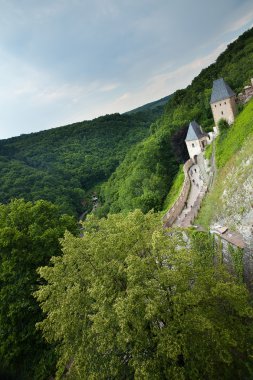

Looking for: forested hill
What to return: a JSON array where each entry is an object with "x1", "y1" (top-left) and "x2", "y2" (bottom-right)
[
  {"x1": 0, "y1": 112, "x2": 159, "y2": 215},
  {"x1": 98, "y1": 27, "x2": 253, "y2": 216}
]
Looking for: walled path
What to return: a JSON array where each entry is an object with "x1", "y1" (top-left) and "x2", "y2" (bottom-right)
[{"x1": 175, "y1": 164, "x2": 206, "y2": 227}]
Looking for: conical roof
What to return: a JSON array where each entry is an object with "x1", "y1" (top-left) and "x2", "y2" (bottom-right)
[
  {"x1": 185, "y1": 121, "x2": 206, "y2": 141},
  {"x1": 210, "y1": 78, "x2": 235, "y2": 104}
]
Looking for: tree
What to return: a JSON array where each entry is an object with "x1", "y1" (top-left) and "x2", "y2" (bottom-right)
[
  {"x1": 36, "y1": 211, "x2": 253, "y2": 380},
  {"x1": 0, "y1": 199, "x2": 77, "y2": 380},
  {"x1": 218, "y1": 118, "x2": 230, "y2": 133}
]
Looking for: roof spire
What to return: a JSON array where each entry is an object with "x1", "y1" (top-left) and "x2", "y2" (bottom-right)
[
  {"x1": 210, "y1": 78, "x2": 235, "y2": 104},
  {"x1": 185, "y1": 121, "x2": 206, "y2": 141}
]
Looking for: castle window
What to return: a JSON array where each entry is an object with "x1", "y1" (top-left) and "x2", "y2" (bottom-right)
[
  {"x1": 192, "y1": 143, "x2": 195, "y2": 147},
  {"x1": 221, "y1": 111, "x2": 224, "y2": 115},
  {"x1": 215, "y1": 105, "x2": 216, "y2": 107},
  {"x1": 224, "y1": 101, "x2": 226, "y2": 104},
  {"x1": 220, "y1": 103, "x2": 221, "y2": 106}
]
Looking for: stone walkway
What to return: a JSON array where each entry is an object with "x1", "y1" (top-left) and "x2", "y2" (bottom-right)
[{"x1": 175, "y1": 163, "x2": 206, "y2": 227}]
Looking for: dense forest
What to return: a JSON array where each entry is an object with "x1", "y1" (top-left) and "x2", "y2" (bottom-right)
[
  {"x1": 0, "y1": 111, "x2": 161, "y2": 216},
  {"x1": 1, "y1": 27, "x2": 253, "y2": 380},
  {"x1": 0, "y1": 199, "x2": 77, "y2": 379}
]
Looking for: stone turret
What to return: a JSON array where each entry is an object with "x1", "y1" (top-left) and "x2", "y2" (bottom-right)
[
  {"x1": 185, "y1": 121, "x2": 208, "y2": 161},
  {"x1": 210, "y1": 78, "x2": 237, "y2": 126}
]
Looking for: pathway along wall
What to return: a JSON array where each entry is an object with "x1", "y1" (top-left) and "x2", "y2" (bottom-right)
[{"x1": 163, "y1": 159, "x2": 193, "y2": 227}]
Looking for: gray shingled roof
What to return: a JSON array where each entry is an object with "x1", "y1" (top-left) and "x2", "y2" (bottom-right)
[
  {"x1": 185, "y1": 121, "x2": 206, "y2": 141},
  {"x1": 210, "y1": 78, "x2": 235, "y2": 104}
]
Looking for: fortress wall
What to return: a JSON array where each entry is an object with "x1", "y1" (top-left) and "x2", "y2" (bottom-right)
[
  {"x1": 213, "y1": 233, "x2": 253, "y2": 291},
  {"x1": 163, "y1": 159, "x2": 193, "y2": 227}
]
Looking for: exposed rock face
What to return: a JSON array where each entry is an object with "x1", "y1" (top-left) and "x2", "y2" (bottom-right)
[
  {"x1": 211, "y1": 142, "x2": 253, "y2": 287},
  {"x1": 218, "y1": 151, "x2": 253, "y2": 238},
  {"x1": 241, "y1": 209, "x2": 253, "y2": 289}
]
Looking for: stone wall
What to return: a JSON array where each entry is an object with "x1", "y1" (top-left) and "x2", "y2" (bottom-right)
[
  {"x1": 237, "y1": 79, "x2": 253, "y2": 104},
  {"x1": 179, "y1": 186, "x2": 207, "y2": 227},
  {"x1": 213, "y1": 234, "x2": 252, "y2": 289},
  {"x1": 163, "y1": 159, "x2": 193, "y2": 227},
  {"x1": 186, "y1": 139, "x2": 203, "y2": 160}
]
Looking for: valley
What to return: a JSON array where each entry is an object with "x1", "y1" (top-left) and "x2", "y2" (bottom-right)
[{"x1": 1, "y1": 23, "x2": 253, "y2": 380}]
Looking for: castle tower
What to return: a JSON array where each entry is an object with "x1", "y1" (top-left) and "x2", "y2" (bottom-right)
[
  {"x1": 185, "y1": 121, "x2": 208, "y2": 161},
  {"x1": 210, "y1": 78, "x2": 237, "y2": 126}
]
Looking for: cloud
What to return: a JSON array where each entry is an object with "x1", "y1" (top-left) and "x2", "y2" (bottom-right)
[
  {"x1": 225, "y1": 8, "x2": 253, "y2": 33},
  {"x1": 141, "y1": 43, "x2": 227, "y2": 97},
  {"x1": 99, "y1": 83, "x2": 120, "y2": 92},
  {"x1": 94, "y1": 42, "x2": 227, "y2": 116}
]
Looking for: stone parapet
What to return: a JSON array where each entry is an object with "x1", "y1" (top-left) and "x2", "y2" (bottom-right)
[
  {"x1": 179, "y1": 186, "x2": 207, "y2": 227},
  {"x1": 163, "y1": 159, "x2": 193, "y2": 227}
]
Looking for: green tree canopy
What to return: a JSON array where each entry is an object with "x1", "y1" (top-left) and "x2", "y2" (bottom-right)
[
  {"x1": 0, "y1": 199, "x2": 77, "y2": 380},
  {"x1": 36, "y1": 210, "x2": 253, "y2": 379}
]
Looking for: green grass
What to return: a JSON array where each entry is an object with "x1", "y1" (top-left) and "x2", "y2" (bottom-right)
[
  {"x1": 196, "y1": 101, "x2": 253, "y2": 229},
  {"x1": 216, "y1": 99, "x2": 253, "y2": 168},
  {"x1": 204, "y1": 142, "x2": 213, "y2": 160},
  {"x1": 163, "y1": 165, "x2": 184, "y2": 211},
  {"x1": 195, "y1": 181, "x2": 222, "y2": 229}
]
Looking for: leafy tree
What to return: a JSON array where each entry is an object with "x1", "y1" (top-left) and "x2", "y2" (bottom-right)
[
  {"x1": 0, "y1": 199, "x2": 77, "y2": 380},
  {"x1": 36, "y1": 211, "x2": 253, "y2": 379},
  {"x1": 218, "y1": 118, "x2": 230, "y2": 132}
]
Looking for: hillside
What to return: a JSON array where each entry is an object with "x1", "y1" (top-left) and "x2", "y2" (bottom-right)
[
  {"x1": 0, "y1": 112, "x2": 159, "y2": 215},
  {"x1": 196, "y1": 99, "x2": 253, "y2": 242},
  {"x1": 98, "y1": 27, "x2": 253, "y2": 215}
]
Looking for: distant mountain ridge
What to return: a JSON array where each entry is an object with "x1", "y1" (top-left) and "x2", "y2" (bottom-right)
[{"x1": 125, "y1": 95, "x2": 172, "y2": 115}]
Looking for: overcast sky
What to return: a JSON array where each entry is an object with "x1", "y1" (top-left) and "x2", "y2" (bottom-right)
[{"x1": 0, "y1": 0, "x2": 253, "y2": 139}]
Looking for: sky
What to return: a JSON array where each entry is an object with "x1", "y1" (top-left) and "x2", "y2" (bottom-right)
[{"x1": 0, "y1": 0, "x2": 253, "y2": 139}]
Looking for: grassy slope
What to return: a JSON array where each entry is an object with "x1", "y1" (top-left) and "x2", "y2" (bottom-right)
[
  {"x1": 196, "y1": 99, "x2": 253, "y2": 229},
  {"x1": 162, "y1": 165, "x2": 184, "y2": 212}
]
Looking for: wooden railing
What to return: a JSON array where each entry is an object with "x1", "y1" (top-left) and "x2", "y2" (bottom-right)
[{"x1": 163, "y1": 159, "x2": 193, "y2": 227}]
